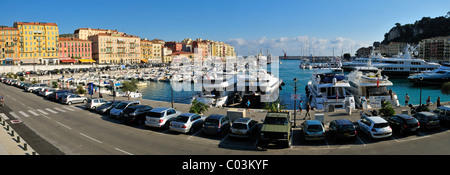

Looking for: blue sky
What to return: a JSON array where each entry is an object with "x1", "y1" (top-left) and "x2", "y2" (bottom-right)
[{"x1": 1, "y1": 0, "x2": 449, "y2": 56}]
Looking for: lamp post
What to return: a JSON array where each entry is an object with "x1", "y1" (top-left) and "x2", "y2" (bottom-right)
[
  {"x1": 419, "y1": 76, "x2": 423, "y2": 105},
  {"x1": 293, "y1": 78, "x2": 298, "y2": 128}
]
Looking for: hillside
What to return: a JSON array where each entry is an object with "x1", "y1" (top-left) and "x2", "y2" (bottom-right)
[{"x1": 381, "y1": 12, "x2": 450, "y2": 44}]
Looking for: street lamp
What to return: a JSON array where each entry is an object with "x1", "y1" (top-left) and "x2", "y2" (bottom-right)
[
  {"x1": 419, "y1": 76, "x2": 423, "y2": 105},
  {"x1": 293, "y1": 78, "x2": 298, "y2": 128}
]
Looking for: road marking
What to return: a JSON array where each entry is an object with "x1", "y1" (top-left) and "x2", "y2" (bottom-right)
[
  {"x1": 63, "y1": 107, "x2": 75, "y2": 111},
  {"x1": 18, "y1": 102, "x2": 26, "y2": 106},
  {"x1": 36, "y1": 109, "x2": 49, "y2": 115},
  {"x1": 54, "y1": 107, "x2": 66, "y2": 113},
  {"x1": 0, "y1": 113, "x2": 9, "y2": 120},
  {"x1": 45, "y1": 108, "x2": 58, "y2": 114},
  {"x1": 9, "y1": 112, "x2": 20, "y2": 119},
  {"x1": 28, "y1": 110, "x2": 39, "y2": 116},
  {"x1": 187, "y1": 129, "x2": 202, "y2": 139},
  {"x1": 80, "y1": 133, "x2": 102, "y2": 144},
  {"x1": 219, "y1": 134, "x2": 229, "y2": 146},
  {"x1": 18, "y1": 111, "x2": 30, "y2": 118},
  {"x1": 56, "y1": 122, "x2": 72, "y2": 130},
  {"x1": 356, "y1": 136, "x2": 366, "y2": 146},
  {"x1": 115, "y1": 148, "x2": 134, "y2": 155},
  {"x1": 397, "y1": 135, "x2": 431, "y2": 143}
]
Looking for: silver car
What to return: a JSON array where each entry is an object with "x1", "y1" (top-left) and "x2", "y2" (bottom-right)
[
  {"x1": 62, "y1": 94, "x2": 88, "y2": 105},
  {"x1": 145, "y1": 107, "x2": 181, "y2": 129},
  {"x1": 85, "y1": 98, "x2": 108, "y2": 110},
  {"x1": 169, "y1": 113, "x2": 206, "y2": 133}
]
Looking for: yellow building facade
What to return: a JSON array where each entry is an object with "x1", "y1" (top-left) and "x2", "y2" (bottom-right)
[
  {"x1": 0, "y1": 27, "x2": 19, "y2": 65},
  {"x1": 13, "y1": 22, "x2": 59, "y2": 64}
]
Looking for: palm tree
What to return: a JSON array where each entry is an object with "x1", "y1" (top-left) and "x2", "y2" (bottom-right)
[
  {"x1": 189, "y1": 99, "x2": 209, "y2": 115},
  {"x1": 122, "y1": 79, "x2": 138, "y2": 100},
  {"x1": 264, "y1": 99, "x2": 286, "y2": 112}
]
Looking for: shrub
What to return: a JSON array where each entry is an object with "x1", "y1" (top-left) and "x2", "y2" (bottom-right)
[
  {"x1": 441, "y1": 82, "x2": 450, "y2": 95},
  {"x1": 189, "y1": 99, "x2": 209, "y2": 114},
  {"x1": 378, "y1": 101, "x2": 395, "y2": 117}
]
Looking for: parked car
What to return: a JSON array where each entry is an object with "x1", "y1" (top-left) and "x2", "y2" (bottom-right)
[
  {"x1": 202, "y1": 114, "x2": 230, "y2": 136},
  {"x1": 432, "y1": 105, "x2": 450, "y2": 126},
  {"x1": 169, "y1": 113, "x2": 206, "y2": 133},
  {"x1": 145, "y1": 107, "x2": 182, "y2": 129},
  {"x1": 259, "y1": 112, "x2": 292, "y2": 148},
  {"x1": 38, "y1": 87, "x2": 52, "y2": 96},
  {"x1": 384, "y1": 114, "x2": 420, "y2": 135},
  {"x1": 25, "y1": 83, "x2": 47, "y2": 93},
  {"x1": 42, "y1": 89, "x2": 56, "y2": 97},
  {"x1": 109, "y1": 101, "x2": 140, "y2": 118},
  {"x1": 122, "y1": 105, "x2": 153, "y2": 125},
  {"x1": 47, "y1": 90, "x2": 70, "y2": 102},
  {"x1": 229, "y1": 118, "x2": 259, "y2": 139},
  {"x1": 61, "y1": 94, "x2": 88, "y2": 105},
  {"x1": 357, "y1": 116, "x2": 392, "y2": 139},
  {"x1": 300, "y1": 120, "x2": 326, "y2": 141},
  {"x1": 413, "y1": 112, "x2": 440, "y2": 130},
  {"x1": 96, "y1": 101, "x2": 122, "y2": 114},
  {"x1": 328, "y1": 119, "x2": 357, "y2": 141},
  {"x1": 85, "y1": 98, "x2": 108, "y2": 110}
]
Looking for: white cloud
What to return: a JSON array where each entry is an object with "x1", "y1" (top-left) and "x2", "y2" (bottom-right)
[{"x1": 227, "y1": 36, "x2": 371, "y2": 56}]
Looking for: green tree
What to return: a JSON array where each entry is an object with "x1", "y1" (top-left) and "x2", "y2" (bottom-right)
[
  {"x1": 189, "y1": 99, "x2": 209, "y2": 115},
  {"x1": 264, "y1": 99, "x2": 286, "y2": 112},
  {"x1": 76, "y1": 85, "x2": 86, "y2": 95},
  {"x1": 378, "y1": 101, "x2": 395, "y2": 117},
  {"x1": 122, "y1": 79, "x2": 138, "y2": 100},
  {"x1": 441, "y1": 82, "x2": 450, "y2": 95}
]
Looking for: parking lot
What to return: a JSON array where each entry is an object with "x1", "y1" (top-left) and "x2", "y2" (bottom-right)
[{"x1": 1, "y1": 77, "x2": 450, "y2": 154}]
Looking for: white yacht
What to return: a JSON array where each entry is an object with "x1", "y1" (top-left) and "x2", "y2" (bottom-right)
[
  {"x1": 306, "y1": 69, "x2": 356, "y2": 111},
  {"x1": 192, "y1": 68, "x2": 237, "y2": 108},
  {"x1": 342, "y1": 45, "x2": 440, "y2": 77},
  {"x1": 345, "y1": 62, "x2": 400, "y2": 109},
  {"x1": 236, "y1": 68, "x2": 284, "y2": 107}
]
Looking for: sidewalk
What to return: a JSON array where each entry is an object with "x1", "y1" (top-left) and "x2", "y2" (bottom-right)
[{"x1": 0, "y1": 119, "x2": 37, "y2": 155}]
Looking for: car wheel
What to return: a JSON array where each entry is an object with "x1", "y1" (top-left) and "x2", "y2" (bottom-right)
[
  {"x1": 92, "y1": 106, "x2": 96, "y2": 110},
  {"x1": 68, "y1": 101, "x2": 72, "y2": 105},
  {"x1": 189, "y1": 127, "x2": 194, "y2": 133},
  {"x1": 83, "y1": 100, "x2": 87, "y2": 103}
]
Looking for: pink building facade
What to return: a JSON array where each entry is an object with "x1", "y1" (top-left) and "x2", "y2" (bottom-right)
[{"x1": 58, "y1": 37, "x2": 92, "y2": 60}]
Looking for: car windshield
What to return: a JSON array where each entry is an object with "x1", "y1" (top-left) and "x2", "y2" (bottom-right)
[
  {"x1": 204, "y1": 118, "x2": 219, "y2": 125},
  {"x1": 428, "y1": 115, "x2": 439, "y2": 121},
  {"x1": 173, "y1": 116, "x2": 189, "y2": 123},
  {"x1": 232, "y1": 123, "x2": 248, "y2": 129},
  {"x1": 115, "y1": 103, "x2": 128, "y2": 109},
  {"x1": 338, "y1": 124, "x2": 355, "y2": 131},
  {"x1": 307, "y1": 125, "x2": 323, "y2": 132},
  {"x1": 406, "y1": 118, "x2": 419, "y2": 124},
  {"x1": 264, "y1": 117, "x2": 287, "y2": 125},
  {"x1": 373, "y1": 122, "x2": 389, "y2": 128},
  {"x1": 147, "y1": 112, "x2": 164, "y2": 118}
]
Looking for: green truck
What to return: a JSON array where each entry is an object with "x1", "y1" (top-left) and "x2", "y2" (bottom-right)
[{"x1": 259, "y1": 112, "x2": 292, "y2": 148}]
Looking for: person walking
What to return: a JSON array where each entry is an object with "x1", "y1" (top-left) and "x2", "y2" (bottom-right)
[
  {"x1": 303, "y1": 102, "x2": 311, "y2": 120},
  {"x1": 405, "y1": 93, "x2": 410, "y2": 107},
  {"x1": 246, "y1": 100, "x2": 251, "y2": 112},
  {"x1": 298, "y1": 100, "x2": 303, "y2": 115},
  {"x1": 437, "y1": 96, "x2": 441, "y2": 107},
  {"x1": 0, "y1": 94, "x2": 4, "y2": 107}
]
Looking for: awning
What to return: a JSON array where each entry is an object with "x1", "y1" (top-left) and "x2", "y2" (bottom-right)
[
  {"x1": 60, "y1": 58, "x2": 77, "y2": 63},
  {"x1": 141, "y1": 59, "x2": 148, "y2": 63},
  {"x1": 79, "y1": 58, "x2": 96, "y2": 63}
]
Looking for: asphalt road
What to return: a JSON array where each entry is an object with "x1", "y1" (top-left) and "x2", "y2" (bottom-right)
[{"x1": 1, "y1": 82, "x2": 450, "y2": 155}]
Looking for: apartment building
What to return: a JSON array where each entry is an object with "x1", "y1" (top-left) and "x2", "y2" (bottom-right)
[
  {"x1": 14, "y1": 22, "x2": 59, "y2": 64},
  {"x1": 58, "y1": 37, "x2": 92, "y2": 63},
  {"x1": 89, "y1": 33, "x2": 140, "y2": 64},
  {"x1": 0, "y1": 27, "x2": 19, "y2": 65},
  {"x1": 419, "y1": 36, "x2": 450, "y2": 62},
  {"x1": 74, "y1": 28, "x2": 123, "y2": 40}
]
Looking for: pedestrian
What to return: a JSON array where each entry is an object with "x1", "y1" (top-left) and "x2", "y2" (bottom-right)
[
  {"x1": 405, "y1": 93, "x2": 410, "y2": 107},
  {"x1": 298, "y1": 100, "x2": 303, "y2": 115},
  {"x1": 303, "y1": 102, "x2": 311, "y2": 120},
  {"x1": 389, "y1": 88, "x2": 393, "y2": 100},
  {"x1": 0, "y1": 94, "x2": 4, "y2": 107},
  {"x1": 246, "y1": 100, "x2": 251, "y2": 112},
  {"x1": 426, "y1": 96, "x2": 431, "y2": 105},
  {"x1": 360, "y1": 98, "x2": 364, "y2": 112},
  {"x1": 437, "y1": 96, "x2": 441, "y2": 107}
]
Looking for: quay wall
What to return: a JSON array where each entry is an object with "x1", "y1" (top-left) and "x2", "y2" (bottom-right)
[{"x1": 0, "y1": 64, "x2": 108, "y2": 74}]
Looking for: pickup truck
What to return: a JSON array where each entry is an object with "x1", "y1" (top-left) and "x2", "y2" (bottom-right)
[{"x1": 259, "y1": 112, "x2": 292, "y2": 148}]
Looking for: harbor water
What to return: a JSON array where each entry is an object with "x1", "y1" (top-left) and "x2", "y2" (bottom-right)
[{"x1": 137, "y1": 59, "x2": 449, "y2": 110}]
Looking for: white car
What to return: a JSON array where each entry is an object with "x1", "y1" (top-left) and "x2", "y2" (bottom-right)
[
  {"x1": 85, "y1": 98, "x2": 108, "y2": 110},
  {"x1": 169, "y1": 113, "x2": 205, "y2": 133},
  {"x1": 25, "y1": 84, "x2": 47, "y2": 93},
  {"x1": 145, "y1": 107, "x2": 181, "y2": 129},
  {"x1": 62, "y1": 94, "x2": 88, "y2": 105},
  {"x1": 357, "y1": 116, "x2": 392, "y2": 139}
]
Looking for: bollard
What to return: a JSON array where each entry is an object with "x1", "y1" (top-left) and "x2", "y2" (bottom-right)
[
  {"x1": 16, "y1": 136, "x2": 20, "y2": 143},
  {"x1": 11, "y1": 130, "x2": 14, "y2": 136},
  {"x1": 2, "y1": 120, "x2": 5, "y2": 126},
  {"x1": 23, "y1": 143, "x2": 28, "y2": 151},
  {"x1": 6, "y1": 125, "x2": 9, "y2": 131}
]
